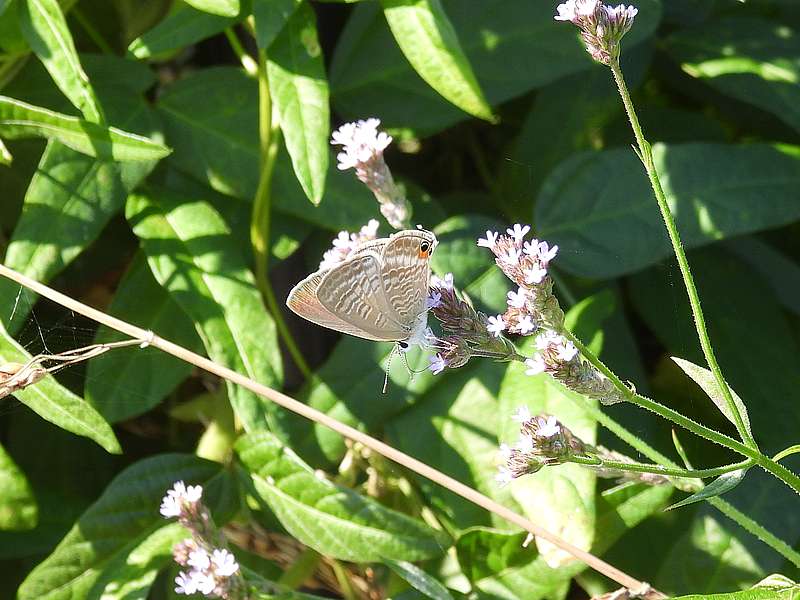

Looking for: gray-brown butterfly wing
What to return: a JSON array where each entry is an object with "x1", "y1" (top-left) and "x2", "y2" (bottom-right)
[
  {"x1": 379, "y1": 230, "x2": 436, "y2": 324},
  {"x1": 316, "y1": 252, "x2": 409, "y2": 341},
  {"x1": 286, "y1": 269, "x2": 390, "y2": 341}
]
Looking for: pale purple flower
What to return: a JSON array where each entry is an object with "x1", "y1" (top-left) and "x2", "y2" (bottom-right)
[
  {"x1": 556, "y1": 340, "x2": 578, "y2": 362},
  {"x1": 160, "y1": 481, "x2": 203, "y2": 518},
  {"x1": 554, "y1": 0, "x2": 577, "y2": 21},
  {"x1": 502, "y1": 247, "x2": 521, "y2": 266},
  {"x1": 194, "y1": 572, "x2": 216, "y2": 595},
  {"x1": 516, "y1": 434, "x2": 535, "y2": 453},
  {"x1": 538, "y1": 416, "x2": 561, "y2": 439},
  {"x1": 516, "y1": 315, "x2": 536, "y2": 335},
  {"x1": 522, "y1": 239, "x2": 541, "y2": 256},
  {"x1": 319, "y1": 219, "x2": 380, "y2": 270},
  {"x1": 506, "y1": 224, "x2": 531, "y2": 243},
  {"x1": 512, "y1": 405, "x2": 532, "y2": 423},
  {"x1": 426, "y1": 291, "x2": 442, "y2": 309},
  {"x1": 525, "y1": 356, "x2": 546, "y2": 376},
  {"x1": 536, "y1": 241, "x2": 559, "y2": 264},
  {"x1": 188, "y1": 548, "x2": 210, "y2": 571},
  {"x1": 487, "y1": 315, "x2": 506, "y2": 337},
  {"x1": 507, "y1": 287, "x2": 528, "y2": 309},
  {"x1": 331, "y1": 118, "x2": 392, "y2": 171},
  {"x1": 499, "y1": 443, "x2": 512, "y2": 460},
  {"x1": 536, "y1": 331, "x2": 563, "y2": 351},
  {"x1": 524, "y1": 264, "x2": 548, "y2": 285},
  {"x1": 431, "y1": 272, "x2": 454, "y2": 290},
  {"x1": 175, "y1": 571, "x2": 199, "y2": 595},
  {"x1": 428, "y1": 353, "x2": 446, "y2": 375},
  {"x1": 211, "y1": 549, "x2": 239, "y2": 577},
  {"x1": 477, "y1": 230, "x2": 499, "y2": 249}
]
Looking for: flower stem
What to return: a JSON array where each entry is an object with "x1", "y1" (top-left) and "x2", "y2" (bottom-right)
[
  {"x1": 250, "y1": 49, "x2": 312, "y2": 379},
  {"x1": 609, "y1": 60, "x2": 756, "y2": 451},
  {"x1": 568, "y1": 455, "x2": 753, "y2": 479},
  {"x1": 563, "y1": 329, "x2": 800, "y2": 496}
]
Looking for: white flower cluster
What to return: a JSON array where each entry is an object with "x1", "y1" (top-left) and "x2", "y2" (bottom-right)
[
  {"x1": 174, "y1": 547, "x2": 240, "y2": 597},
  {"x1": 160, "y1": 482, "x2": 242, "y2": 598},
  {"x1": 331, "y1": 119, "x2": 410, "y2": 230},
  {"x1": 554, "y1": 0, "x2": 638, "y2": 65},
  {"x1": 331, "y1": 118, "x2": 392, "y2": 172},
  {"x1": 477, "y1": 224, "x2": 559, "y2": 338},
  {"x1": 319, "y1": 219, "x2": 380, "y2": 271},
  {"x1": 159, "y1": 480, "x2": 203, "y2": 518},
  {"x1": 524, "y1": 331, "x2": 578, "y2": 376}
]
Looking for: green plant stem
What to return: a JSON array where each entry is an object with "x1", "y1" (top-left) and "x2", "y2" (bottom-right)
[
  {"x1": 568, "y1": 455, "x2": 753, "y2": 479},
  {"x1": 563, "y1": 329, "x2": 800, "y2": 496},
  {"x1": 609, "y1": 60, "x2": 756, "y2": 451},
  {"x1": 224, "y1": 28, "x2": 258, "y2": 76},
  {"x1": 250, "y1": 49, "x2": 312, "y2": 380},
  {"x1": 564, "y1": 385, "x2": 800, "y2": 567}
]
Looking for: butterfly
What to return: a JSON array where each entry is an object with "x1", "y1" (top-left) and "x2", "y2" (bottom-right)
[{"x1": 286, "y1": 229, "x2": 437, "y2": 351}]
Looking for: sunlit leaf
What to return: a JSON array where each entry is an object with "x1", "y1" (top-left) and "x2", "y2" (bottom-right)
[{"x1": 0, "y1": 442, "x2": 36, "y2": 530}]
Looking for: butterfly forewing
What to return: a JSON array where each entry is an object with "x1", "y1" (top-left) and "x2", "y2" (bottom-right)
[{"x1": 316, "y1": 253, "x2": 409, "y2": 341}]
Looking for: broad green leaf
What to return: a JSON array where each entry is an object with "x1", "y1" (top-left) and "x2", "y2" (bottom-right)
[
  {"x1": 0, "y1": 442, "x2": 36, "y2": 530},
  {"x1": 0, "y1": 136, "x2": 11, "y2": 164},
  {"x1": 536, "y1": 143, "x2": 800, "y2": 279},
  {"x1": 330, "y1": 0, "x2": 661, "y2": 135},
  {"x1": 498, "y1": 344, "x2": 597, "y2": 569},
  {"x1": 0, "y1": 0, "x2": 9, "y2": 16},
  {"x1": 0, "y1": 96, "x2": 171, "y2": 161},
  {"x1": 383, "y1": 558, "x2": 455, "y2": 600},
  {"x1": 86, "y1": 254, "x2": 204, "y2": 423},
  {"x1": 673, "y1": 575, "x2": 800, "y2": 599},
  {"x1": 671, "y1": 357, "x2": 752, "y2": 440},
  {"x1": 126, "y1": 189, "x2": 283, "y2": 432},
  {"x1": 156, "y1": 67, "x2": 377, "y2": 230},
  {"x1": 667, "y1": 469, "x2": 748, "y2": 511},
  {"x1": 666, "y1": 18, "x2": 800, "y2": 133},
  {"x1": 253, "y1": 0, "x2": 300, "y2": 50},
  {"x1": 380, "y1": 0, "x2": 493, "y2": 121},
  {"x1": 128, "y1": 3, "x2": 240, "y2": 59},
  {"x1": 184, "y1": 0, "x2": 239, "y2": 17},
  {"x1": 236, "y1": 431, "x2": 451, "y2": 562},
  {"x1": 17, "y1": 0, "x2": 104, "y2": 122},
  {"x1": 0, "y1": 322, "x2": 121, "y2": 453},
  {"x1": 18, "y1": 454, "x2": 237, "y2": 600},
  {"x1": 629, "y1": 248, "x2": 800, "y2": 451},
  {"x1": 454, "y1": 528, "x2": 571, "y2": 600},
  {"x1": 267, "y1": 2, "x2": 329, "y2": 204},
  {"x1": 0, "y1": 66, "x2": 165, "y2": 332},
  {"x1": 656, "y1": 512, "x2": 765, "y2": 594}
]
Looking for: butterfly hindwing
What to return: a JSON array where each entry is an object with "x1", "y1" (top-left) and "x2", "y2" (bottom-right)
[{"x1": 380, "y1": 231, "x2": 434, "y2": 323}]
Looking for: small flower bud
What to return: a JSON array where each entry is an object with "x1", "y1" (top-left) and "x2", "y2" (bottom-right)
[{"x1": 554, "y1": 1, "x2": 638, "y2": 65}]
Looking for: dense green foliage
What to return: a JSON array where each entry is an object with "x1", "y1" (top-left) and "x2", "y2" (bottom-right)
[{"x1": 0, "y1": 0, "x2": 799, "y2": 598}]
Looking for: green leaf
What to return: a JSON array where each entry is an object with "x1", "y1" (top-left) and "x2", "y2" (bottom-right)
[
  {"x1": 156, "y1": 67, "x2": 376, "y2": 229},
  {"x1": 0, "y1": 442, "x2": 36, "y2": 530},
  {"x1": 126, "y1": 188, "x2": 283, "y2": 432},
  {"x1": 128, "y1": 3, "x2": 240, "y2": 59},
  {"x1": 253, "y1": 0, "x2": 300, "y2": 50},
  {"x1": 672, "y1": 575, "x2": 800, "y2": 599},
  {"x1": 667, "y1": 470, "x2": 748, "y2": 511},
  {"x1": 383, "y1": 558, "x2": 455, "y2": 600},
  {"x1": 536, "y1": 143, "x2": 800, "y2": 278},
  {"x1": 85, "y1": 254, "x2": 204, "y2": 423},
  {"x1": 267, "y1": 2, "x2": 329, "y2": 204},
  {"x1": 236, "y1": 431, "x2": 451, "y2": 562},
  {"x1": 666, "y1": 17, "x2": 800, "y2": 134},
  {"x1": 184, "y1": 0, "x2": 239, "y2": 17},
  {"x1": 671, "y1": 357, "x2": 752, "y2": 441},
  {"x1": 17, "y1": 0, "x2": 104, "y2": 122},
  {"x1": 330, "y1": 0, "x2": 662, "y2": 135},
  {"x1": 0, "y1": 136, "x2": 11, "y2": 164},
  {"x1": 380, "y1": 0, "x2": 493, "y2": 121},
  {"x1": 0, "y1": 96, "x2": 171, "y2": 161},
  {"x1": 0, "y1": 322, "x2": 121, "y2": 454},
  {"x1": 18, "y1": 454, "x2": 237, "y2": 600},
  {"x1": 498, "y1": 343, "x2": 597, "y2": 569}
]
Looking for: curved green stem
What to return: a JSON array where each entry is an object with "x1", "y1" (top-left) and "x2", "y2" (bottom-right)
[
  {"x1": 250, "y1": 49, "x2": 312, "y2": 379},
  {"x1": 609, "y1": 60, "x2": 756, "y2": 451},
  {"x1": 563, "y1": 329, "x2": 800, "y2": 495},
  {"x1": 569, "y1": 455, "x2": 753, "y2": 479}
]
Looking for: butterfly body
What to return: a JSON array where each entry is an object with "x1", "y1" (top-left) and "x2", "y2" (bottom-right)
[{"x1": 286, "y1": 229, "x2": 437, "y2": 346}]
